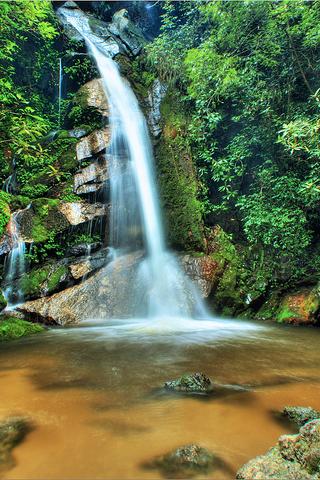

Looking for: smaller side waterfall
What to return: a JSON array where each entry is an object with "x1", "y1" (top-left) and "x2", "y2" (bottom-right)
[
  {"x1": 58, "y1": 57, "x2": 63, "y2": 127},
  {"x1": 3, "y1": 211, "x2": 27, "y2": 308}
]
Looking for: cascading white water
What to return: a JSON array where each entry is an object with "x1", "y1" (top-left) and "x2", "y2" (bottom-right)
[
  {"x1": 58, "y1": 57, "x2": 63, "y2": 127},
  {"x1": 59, "y1": 7, "x2": 209, "y2": 320},
  {"x1": 3, "y1": 211, "x2": 27, "y2": 308}
]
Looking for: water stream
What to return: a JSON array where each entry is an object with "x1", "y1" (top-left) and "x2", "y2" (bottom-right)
[
  {"x1": 59, "y1": 6, "x2": 208, "y2": 321},
  {"x1": 3, "y1": 211, "x2": 27, "y2": 307}
]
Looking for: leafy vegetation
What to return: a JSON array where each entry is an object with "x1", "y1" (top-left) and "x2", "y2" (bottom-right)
[
  {"x1": 147, "y1": 0, "x2": 320, "y2": 285},
  {"x1": 0, "y1": 317, "x2": 44, "y2": 341}
]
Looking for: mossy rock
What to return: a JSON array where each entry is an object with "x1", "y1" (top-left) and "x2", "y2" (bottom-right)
[
  {"x1": 0, "y1": 291, "x2": 7, "y2": 312},
  {"x1": 156, "y1": 88, "x2": 205, "y2": 251},
  {"x1": 0, "y1": 417, "x2": 31, "y2": 469},
  {"x1": 0, "y1": 317, "x2": 44, "y2": 341},
  {"x1": 276, "y1": 286, "x2": 320, "y2": 325},
  {"x1": 20, "y1": 263, "x2": 69, "y2": 300}
]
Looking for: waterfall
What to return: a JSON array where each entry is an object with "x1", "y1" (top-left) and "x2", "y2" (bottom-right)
[
  {"x1": 58, "y1": 57, "x2": 63, "y2": 127},
  {"x1": 59, "y1": 7, "x2": 209, "y2": 320},
  {"x1": 3, "y1": 211, "x2": 27, "y2": 308}
]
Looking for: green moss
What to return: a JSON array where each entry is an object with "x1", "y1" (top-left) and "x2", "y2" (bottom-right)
[
  {"x1": 0, "y1": 290, "x2": 7, "y2": 312},
  {"x1": 20, "y1": 263, "x2": 68, "y2": 298},
  {"x1": 0, "y1": 198, "x2": 10, "y2": 238},
  {"x1": 156, "y1": 89, "x2": 205, "y2": 251},
  {"x1": 28, "y1": 198, "x2": 67, "y2": 243},
  {"x1": 277, "y1": 306, "x2": 297, "y2": 323},
  {"x1": 0, "y1": 317, "x2": 44, "y2": 341}
]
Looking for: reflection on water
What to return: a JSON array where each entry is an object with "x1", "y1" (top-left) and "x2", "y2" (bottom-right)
[{"x1": 1, "y1": 318, "x2": 320, "y2": 479}]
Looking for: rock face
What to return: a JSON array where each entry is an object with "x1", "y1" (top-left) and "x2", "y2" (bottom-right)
[
  {"x1": 147, "y1": 79, "x2": 167, "y2": 137},
  {"x1": 77, "y1": 78, "x2": 109, "y2": 117},
  {"x1": 18, "y1": 252, "x2": 143, "y2": 325},
  {"x1": 276, "y1": 287, "x2": 320, "y2": 325},
  {"x1": 74, "y1": 157, "x2": 109, "y2": 195},
  {"x1": 0, "y1": 417, "x2": 31, "y2": 470},
  {"x1": 108, "y1": 9, "x2": 146, "y2": 56},
  {"x1": 237, "y1": 419, "x2": 320, "y2": 480},
  {"x1": 144, "y1": 444, "x2": 218, "y2": 478},
  {"x1": 76, "y1": 128, "x2": 111, "y2": 162},
  {"x1": 164, "y1": 373, "x2": 213, "y2": 394},
  {"x1": 282, "y1": 406, "x2": 320, "y2": 427},
  {"x1": 180, "y1": 255, "x2": 222, "y2": 298}
]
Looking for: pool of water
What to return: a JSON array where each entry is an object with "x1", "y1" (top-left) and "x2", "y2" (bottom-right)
[{"x1": 1, "y1": 317, "x2": 320, "y2": 479}]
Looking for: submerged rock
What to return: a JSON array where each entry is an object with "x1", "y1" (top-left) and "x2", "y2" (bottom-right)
[
  {"x1": 237, "y1": 419, "x2": 320, "y2": 480},
  {"x1": 164, "y1": 373, "x2": 213, "y2": 394},
  {"x1": 282, "y1": 406, "x2": 320, "y2": 427},
  {"x1": 144, "y1": 444, "x2": 218, "y2": 478},
  {"x1": 0, "y1": 417, "x2": 31, "y2": 469}
]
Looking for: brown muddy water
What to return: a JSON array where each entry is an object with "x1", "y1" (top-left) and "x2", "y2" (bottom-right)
[{"x1": 1, "y1": 317, "x2": 320, "y2": 479}]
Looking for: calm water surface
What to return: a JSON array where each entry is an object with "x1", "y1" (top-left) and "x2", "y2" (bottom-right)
[{"x1": 1, "y1": 317, "x2": 320, "y2": 479}]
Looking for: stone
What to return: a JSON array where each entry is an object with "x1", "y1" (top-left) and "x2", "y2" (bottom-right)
[
  {"x1": 68, "y1": 128, "x2": 88, "y2": 139},
  {"x1": 76, "y1": 128, "x2": 111, "y2": 162},
  {"x1": 275, "y1": 287, "x2": 320, "y2": 325},
  {"x1": 144, "y1": 444, "x2": 218, "y2": 478},
  {"x1": 282, "y1": 406, "x2": 320, "y2": 427},
  {"x1": 108, "y1": 9, "x2": 146, "y2": 56},
  {"x1": 58, "y1": 201, "x2": 108, "y2": 226},
  {"x1": 236, "y1": 419, "x2": 320, "y2": 480},
  {"x1": 147, "y1": 79, "x2": 167, "y2": 137},
  {"x1": 164, "y1": 373, "x2": 213, "y2": 394},
  {"x1": 78, "y1": 78, "x2": 109, "y2": 118},
  {"x1": 65, "y1": 242, "x2": 102, "y2": 257},
  {"x1": 180, "y1": 254, "x2": 222, "y2": 298},
  {"x1": 74, "y1": 157, "x2": 109, "y2": 195},
  {"x1": 0, "y1": 417, "x2": 31, "y2": 470},
  {"x1": 18, "y1": 252, "x2": 143, "y2": 325}
]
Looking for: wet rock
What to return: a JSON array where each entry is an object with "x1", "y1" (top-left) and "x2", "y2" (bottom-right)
[
  {"x1": 180, "y1": 255, "x2": 222, "y2": 298},
  {"x1": 65, "y1": 242, "x2": 102, "y2": 257},
  {"x1": 58, "y1": 201, "x2": 107, "y2": 226},
  {"x1": 108, "y1": 9, "x2": 146, "y2": 56},
  {"x1": 147, "y1": 79, "x2": 167, "y2": 137},
  {"x1": 18, "y1": 252, "x2": 143, "y2": 325},
  {"x1": 236, "y1": 419, "x2": 320, "y2": 480},
  {"x1": 0, "y1": 417, "x2": 31, "y2": 469},
  {"x1": 68, "y1": 128, "x2": 88, "y2": 139},
  {"x1": 164, "y1": 373, "x2": 213, "y2": 394},
  {"x1": 74, "y1": 157, "x2": 109, "y2": 195},
  {"x1": 77, "y1": 78, "x2": 109, "y2": 118},
  {"x1": 76, "y1": 128, "x2": 111, "y2": 162},
  {"x1": 144, "y1": 444, "x2": 218, "y2": 478},
  {"x1": 68, "y1": 247, "x2": 109, "y2": 280},
  {"x1": 282, "y1": 406, "x2": 320, "y2": 427}
]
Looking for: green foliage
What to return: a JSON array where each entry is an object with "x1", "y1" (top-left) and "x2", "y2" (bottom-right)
[
  {"x1": 0, "y1": 317, "x2": 44, "y2": 341},
  {"x1": 20, "y1": 263, "x2": 68, "y2": 298},
  {"x1": 149, "y1": 0, "x2": 320, "y2": 283}
]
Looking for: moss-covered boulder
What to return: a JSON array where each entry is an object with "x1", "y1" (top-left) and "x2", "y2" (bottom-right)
[
  {"x1": 282, "y1": 406, "x2": 320, "y2": 427},
  {"x1": 257, "y1": 285, "x2": 320, "y2": 325},
  {"x1": 0, "y1": 317, "x2": 44, "y2": 341},
  {"x1": 0, "y1": 417, "x2": 31, "y2": 471},
  {"x1": 164, "y1": 373, "x2": 213, "y2": 394},
  {"x1": 144, "y1": 444, "x2": 219, "y2": 478},
  {"x1": 237, "y1": 419, "x2": 320, "y2": 479},
  {"x1": 20, "y1": 263, "x2": 69, "y2": 300},
  {"x1": 0, "y1": 290, "x2": 7, "y2": 312}
]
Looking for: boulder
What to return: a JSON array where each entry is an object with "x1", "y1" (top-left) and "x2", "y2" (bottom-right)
[
  {"x1": 0, "y1": 417, "x2": 31, "y2": 469},
  {"x1": 108, "y1": 9, "x2": 146, "y2": 56},
  {"x1": 74, "y1": 157, "x2": 109, "y2": 195},
  {"x1": 18, "y1": 252, "x2": 143, "y2": 325},
  {"x1": 164, "y1": 373, "x2": 213, "y2": 394},
  {"x1": 180, "y1": 254, "x2": 222, "y2": 298},
  {"x1": 65, "y1": 242, "x2": 102, "y2": 257},
  {"x1": 144, "y1": 444, "x2": 218, "y2": 478},
  {"x1": 147, "y1": 79, "x2": 167, "y2": 137},
  {"x1": 76, "y1": 78, "x2": 109, "y2": 118},
  {"x1": 236, "y1": 419, "x2": 320, "y2": 480},
  {"x1": 275, "y1": 287, "x2": 320, "y2": 325},
  {"x1": 282, "y1": 406, "x2": 320, "y2": 427},
  {"x1": 76, "y1": 128, "x2": 111, "y2": 162}
]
